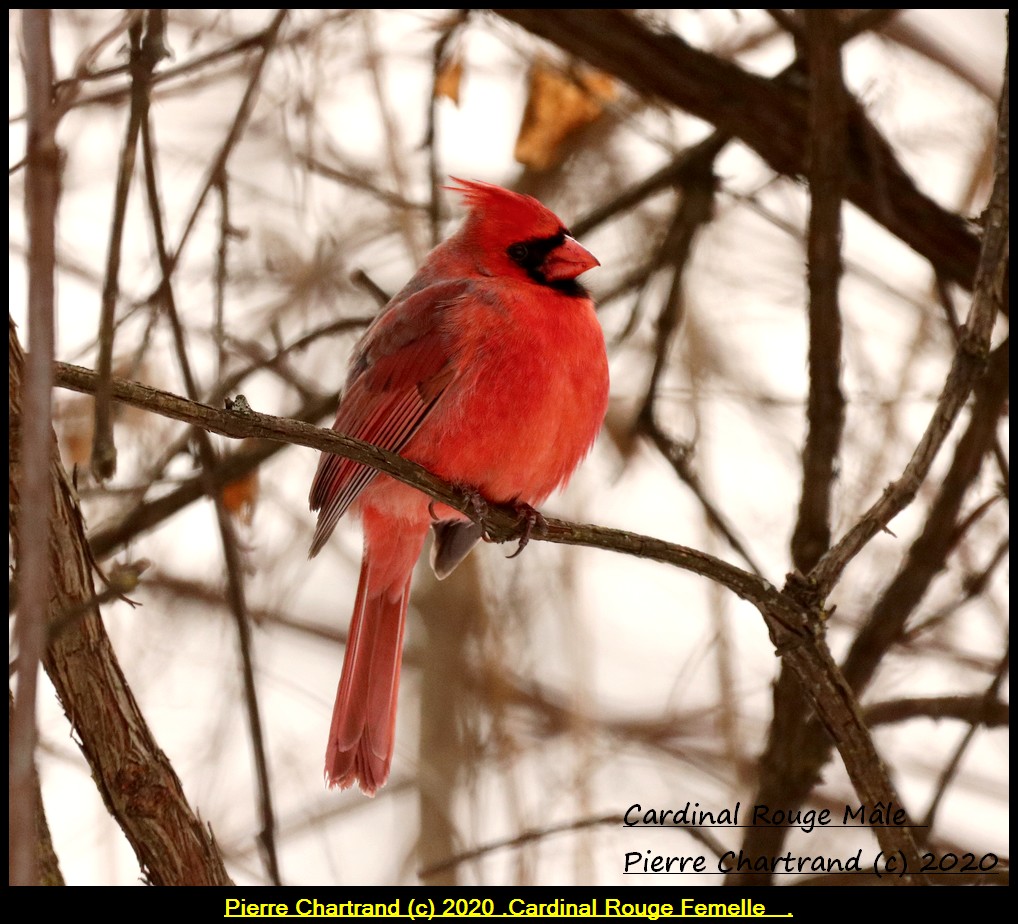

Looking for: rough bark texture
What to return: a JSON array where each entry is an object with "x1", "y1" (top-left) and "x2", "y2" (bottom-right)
[{"x1": 9, "y1": 318, "x2": 233, "y2": 886}]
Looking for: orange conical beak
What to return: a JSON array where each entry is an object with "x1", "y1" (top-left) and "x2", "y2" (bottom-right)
[{"x1": 541, "y1": 235, "x2": 600, "y2": 282}]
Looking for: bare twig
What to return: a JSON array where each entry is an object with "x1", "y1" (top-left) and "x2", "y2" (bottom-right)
[
  {"x1": 424, "y1": 11, "x2": 468, "y2": 247},
  {"x1": 50, "y1": 10, "x2": 144, "y2": 118},
  {"x1": 214, "y1": 172, "x2": 231, "y2": 379},
  {"x1": 790, "y1": 10, "x2": 847, "y2": 574},
  {"x1": 361, "y1": 10, "x2": 425, "y2": 266},
  {"x1": 11, "y1": 11, "x2": 60, "y2": 887},
  {"x1": 903, "y1": 535, "x2": 1009, "y2": 641},
  {"x1": 639, "y1": 419, "x2": 765, "y2": 577},
  {"x1": 92, "y1": 14, "x2": 168, "y2": 481},
  {"x1": 51, "y1": 359, "x2": 792, "y2": 605},
  {"x1": 420, "y1": 814, "x2": 619, "y2": 879},
  {"x1": 161, "y1": 10, "x2": 288, "y2": 284},
  {"x1": 811, "y1": 49, "x2": 1008, "y2": 598},
  {"x1": 864, "y1": 694, "x2": 1009, "y2": 729},
  {"x1": 919, "y1": 647, "x2": 1010, "y2": 840},
  {"x1": 571, "y1": 132, "x2": 730, "y2": 239},
  {"x1": 299, "y1": 155, "x2": 428, "y2": 212},
  {"x1": 840, "y1": 339, "x2": 1009, "y2": 691},
  {"x1": 9, "y1": 12, "x2": 340, "y2": 121},
  {"x1": 493, "y1": 9, "x2": 984, "y2": 292},
  {"x1": 127, "y1": 313, "x2": 372, "y2": 503},
  {"x1": 139, "y1": 84, "x2": 282, "y2": 884},
  {"x1": 629, "y1": 148, "x2": 764, "y2": 577},
  {"x1": 11, "y1": 562, "x2": 149, "y2": 678},
  {"x1": 88, "y1": 391, "x2": 339, "y2": 559}
]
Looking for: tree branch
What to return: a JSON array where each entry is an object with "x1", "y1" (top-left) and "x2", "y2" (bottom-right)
[
  {"x1": 11, "y1": 11, "x2": 59, "y2": 886},
  {"x1": 810, "y1": 44, "x2": 1008, "y2": 598},
  {"x1": 139, "y1": 77, "x2": 283, "y2": 882},
  {"x1": 10, "y1": 320, "x2": 233, "y2": 885},
  {"x1": 840, "y1": 339, "x2": 1009, "y2": 691},
  {"x1": 734, "y1": 43, "x2": 1008, "y2": 882},
  {"x1": 53, "y1": 358, "x2": 773, "y2": 603},
  {"x1": 492, "y1": 9, "x2": 985, "y2": 294},
  {"x1": 864, "y1": 694, "x2": 1009, "y2": 729},
  {"x1": 790, "y1": 10, "x2": 847, "y2": 573}
]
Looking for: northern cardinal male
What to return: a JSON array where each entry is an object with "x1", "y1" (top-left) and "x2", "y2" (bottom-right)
[{"x1": 309, "y1": 179, "x2": 609, "y2": 794}]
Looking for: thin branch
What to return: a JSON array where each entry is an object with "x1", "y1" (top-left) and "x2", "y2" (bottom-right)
[
  {"x1": 9, "y1": 12, "x2": 338, "y2": 121},
  {"x1": 419, "y1": 814, "x2": 619, "y2": 880},
  {"x1": 864, "y1": 694, "x2": 1009, "y2": 729},
  {"x1": 92, "y1": 14, "x2": 167, "y2": 481},
  {"x1": 214, "y1": 172, "x2": 231, "y2": 380},
  {"x1": 790, "y1": 10, "x2": 847, "y2": 573},
  {"x1": 139, "y1": 92, "x2": 282, "y2": 885},
  {"x1": 571, "y1": 132, "x2": 730, "y2": 239},
  {"x1": 808, "y1": 44, "x2": 1007, "y2": 596},
  {"x1": 11, "y1": 11, "x2": 59, "y2": 887},
  {"x1": 934, "y1": 274, "x2": 1009, "y2": 494},
  {"x1": 903, "y1": 535, "x2": 1010, "y2": 641},
  {"x1": 919, "y1": 647, "x2": 1010, "y2": 840},
  {"x1": 10, "y1": 562, "x2": 150, "y2": 677},
  {"x1": 492, "y1": 9, "x2": 984, "y2": 293},
  {"x1": 840, "y1": 339, "x2": 1009, "y2": 691},
  {"x1": 424, "y1": 11, "x2": 468, "y2": 248},
  {"x1": 161, "y1": 10, "x2": 288, "y2": 284},
  {"x1": 299, "y1": 155, "x2": 428, "y2": 212},
  {"x1": 631, "y1": 147, "x2": 765, "y2": 577},
  {"x1": 126, "y1": 313, "x2": 372, "y2": 505},
  {"x1": 360, "y1": 10, "x2": 425, "y2": 265},
  {"x1": 639, "y1": 419, "x2": 765, "y2": 578},
  {"x1": 51, "y1": 359, "x2": 788, "y2": 609},
  {"x1": 88, "y1": 391, "x2": 339, "y2": 559},
  {"x1": 637, "y1": 185, "x2": 714, "y2": 413}
]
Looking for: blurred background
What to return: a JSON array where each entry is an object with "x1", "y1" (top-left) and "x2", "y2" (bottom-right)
[{"x1": 9, "y1": 9, "x2": 1008, "y2": 885}]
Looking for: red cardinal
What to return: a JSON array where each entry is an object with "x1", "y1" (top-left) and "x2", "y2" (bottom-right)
[{"x1": 309, "y1": 179, "x2": 609, "y2": 794}]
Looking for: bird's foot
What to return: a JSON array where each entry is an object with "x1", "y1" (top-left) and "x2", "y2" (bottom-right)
[
  {"x1": 431, "y1": 486, "x2": 492, "y2": 530},
  {"x1": 432, "y1": 489, "x2": 546, "y2": 557},
  {"x1": 506, "y1": 501, "x2": 548, "y2": 559}
]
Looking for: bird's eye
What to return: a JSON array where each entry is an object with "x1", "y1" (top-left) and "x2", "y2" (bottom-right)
[{"x1": 507, "y1": 243, "x2": 529, "y2": 263}]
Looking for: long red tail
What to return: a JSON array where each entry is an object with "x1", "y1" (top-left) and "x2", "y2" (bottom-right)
[{"x1": 325, "y1": 514, "x2": 426, "y2": 795}]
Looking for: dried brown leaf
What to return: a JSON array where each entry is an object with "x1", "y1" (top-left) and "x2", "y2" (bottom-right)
[
  {"x1": 435, "y1": 54, "x2": 464, "y2": 105},
  {"x1": 514, "y1": 61, "x2": 617, "y2": 171},
  {"x1": 221, "y1": 467, "x2": 259, "y2": 526}
]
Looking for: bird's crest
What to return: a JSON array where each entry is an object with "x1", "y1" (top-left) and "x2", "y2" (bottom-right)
[{"x1": 445, "y1": 178, "x2": 563, "y2": 241}]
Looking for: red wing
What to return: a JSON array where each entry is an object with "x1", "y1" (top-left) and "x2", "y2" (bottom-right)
[{"x1": 308, "y1": 282, "x2": 466, "y2": 557}]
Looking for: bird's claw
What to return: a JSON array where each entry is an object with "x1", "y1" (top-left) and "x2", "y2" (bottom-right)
[
  {"x1": 442, "y1": 488, "x2": 546, "y2": 556},
  {"x1": 506, "y1": 502, "x2": 547, "y2": 559},
  {"x1": 433, "y1": 487, "x2": 495, "y2": 537},
  {"x1": 431, "y1": 487, "x2": 490, "y2": 525}
]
